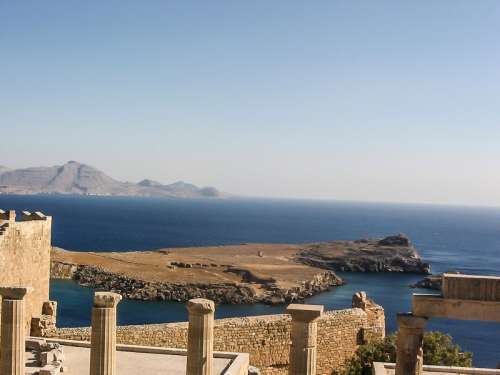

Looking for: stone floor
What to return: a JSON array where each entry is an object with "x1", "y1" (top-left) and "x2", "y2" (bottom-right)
[
  {"x1": 373, "y1": 362, "x2": 500, "y2": 374},
  {"x1": 26, "y1": 338, "x2": 247, "y2": 375}
]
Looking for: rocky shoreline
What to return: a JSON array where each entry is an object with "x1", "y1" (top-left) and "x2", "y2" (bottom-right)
[
  {"x1": 295, "y1": 234, "x2": 431, "y2": 274},
  {"x1": 410, "y1": 272, "x2": 462, "y2": 291},
  {"x1": 51, "y1": 261, "x2": 343, "y2": 304},
  {"x1": 51, "y1": 234, "x2": 429, "y2": 305}
]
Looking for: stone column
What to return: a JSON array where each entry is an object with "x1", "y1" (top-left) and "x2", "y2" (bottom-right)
[
  {"x1": 90, "y1": 292, "x2": 122, "y2": 375},
  {"x1": 0, "y1": 287, "x2": 32, "y2": 375},
  {"x1": 395, "y1": 313, "x2": 428, "y2": 375},
  {"x1": 287, "y1": 304, "x2": 324, "y2": 375},
  {"x1": 186, "y1": 298, "x2": 215, "y2": 375}
]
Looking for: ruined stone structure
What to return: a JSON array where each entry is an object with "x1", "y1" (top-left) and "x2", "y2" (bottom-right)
[
  {"x1": 0, "y1": 287, "x2": 31, "y2": 375},
  {"x1": 50, "y1": 295, "x2": 385, "y2": 374},
  {"x1": 90, "y1": 292, "x2": 122, "y2": 375},
  {"x1": 0, "y1": 208, "x2": 388, "y2": 374},
  {"x1": 287, "y1": 304, "x2": 323, "y2": 375},
  {"x1": 186, "y1": 299, "x2": 216, "y2": 375},
  {"x1": 0, "y1": 210, "x2": 54, "y2": 333},
  {"x1": 393, "y1": 273, "x2": 500, "y2": 375}
]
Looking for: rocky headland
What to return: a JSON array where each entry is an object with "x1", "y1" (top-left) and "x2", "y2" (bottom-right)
[
  {"x1": 51, "y1": 234, "x2": 429, "y2": 304},
  {"x1": 296, "y1": 234, "x2": 430, "y2": 273}
]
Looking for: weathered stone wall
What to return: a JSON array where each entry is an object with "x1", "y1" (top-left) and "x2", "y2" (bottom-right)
[
  {"x1": 51, "y1": 300, "x2": 385, "y2": 374},
  {"x1": 0, "y1": 210, "x2": 52, "y2": 331}
]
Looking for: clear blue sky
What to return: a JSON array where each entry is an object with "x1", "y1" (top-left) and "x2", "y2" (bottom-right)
[{"x1": 1, "y1": 1, "x2": 500, "y2": 205}]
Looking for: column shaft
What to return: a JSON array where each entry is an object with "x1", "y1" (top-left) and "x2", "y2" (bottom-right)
[
  {"x1": 90, "y1": 308, "x2": 117, "y2": 375},
  {"x1": 289, "y1": 320, "x2": 318, "y2": 375},
  {"x1": 395, "y1": 314, "x2": 427, "y2": 375},
  {"x1": 0, "y1": 299, "x2": 25, "y2": 375},
  {"x1": 287, "y1": 304, "x2": 323, "y2": 375},
  {"x1": 186, "y1": 299, "x2": 215, "y2": 375},
  {"x1": 89, "y1": 292, "x2": 121, "y2": 375}
]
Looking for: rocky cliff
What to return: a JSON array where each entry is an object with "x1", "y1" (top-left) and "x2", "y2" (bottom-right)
[
  {"x1": 51, "y1": 261, "x2": 342, "y2": 304},
  {"x1": 295, "y1": 234, "x2": 430, "y2": 273}
]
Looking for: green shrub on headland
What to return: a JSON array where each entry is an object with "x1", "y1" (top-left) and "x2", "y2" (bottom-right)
[{"x1": 335, "y1": 331, "x2": 472, "y2": 375}]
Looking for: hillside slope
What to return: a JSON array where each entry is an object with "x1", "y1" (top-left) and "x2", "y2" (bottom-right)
[{"x1": 0, "y1": 161, "x2": 222, "y2": 198}]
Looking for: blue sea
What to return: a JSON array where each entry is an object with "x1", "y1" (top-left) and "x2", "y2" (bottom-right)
[{"x1": 1, "y1": 195, "x2": 499, "y2": 367}]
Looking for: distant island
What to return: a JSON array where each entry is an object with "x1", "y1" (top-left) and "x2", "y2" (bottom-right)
[{"x1": 0, "y1": 161, "x2": 222, "y2": 198}]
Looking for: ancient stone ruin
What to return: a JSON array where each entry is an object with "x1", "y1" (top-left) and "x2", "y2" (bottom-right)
[
  {"x1": 0, "y1": 208, "x2": 387, "y2": 374},
  {"x1": 379, "y1": 273, "x2": 500, "y2": 375},
  {"x1": 0, "y1": 210, "x2": 56, "y2": 335}
]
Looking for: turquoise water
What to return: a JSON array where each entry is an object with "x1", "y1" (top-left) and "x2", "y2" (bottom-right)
[{"x1": 1, "y1": 195, "x2": 499, "y2": 367}]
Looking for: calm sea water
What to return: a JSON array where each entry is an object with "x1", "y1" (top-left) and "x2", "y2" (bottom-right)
[{"x1": 1, "y1": 195, "x2": 499, "y2": 367}]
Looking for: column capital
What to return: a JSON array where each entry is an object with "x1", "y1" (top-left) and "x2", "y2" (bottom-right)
[
  {"x1": 187, "y1": 298, "x2": 215, "y2": 314},
  {"x1": 287, "y1": 304, "x2": 324, "y2": 322},
  {"x1": 0, "y1": 286, "x2": 33, "y2": 300},
  {"x1": 397, "y1": 313, "x2": 428, "y2": 329},
  {"x1": 93, "y1": 292, "x2": 122, "y2": 308}
]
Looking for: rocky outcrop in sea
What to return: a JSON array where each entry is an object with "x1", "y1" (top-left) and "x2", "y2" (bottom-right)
[{"x1": 295, "y1": 234, "x2": 431, "y2": 274}]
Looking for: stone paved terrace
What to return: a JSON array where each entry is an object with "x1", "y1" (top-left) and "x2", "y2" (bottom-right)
[
  {"x1": 27, "y1": 338, "x2": 248, "y2": 375},
  {"x1": 373, "y1": 362, "x2": 500, "y2": 374}
]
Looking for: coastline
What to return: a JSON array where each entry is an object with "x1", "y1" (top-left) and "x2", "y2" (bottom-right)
[{"x1": 51, "y1": 234, "x2": 429, "y2": 304}]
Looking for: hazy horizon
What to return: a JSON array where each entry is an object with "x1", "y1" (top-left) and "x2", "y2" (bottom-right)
[{"x1": 2, "y1": 1, "x2": 500, "y2": 206}]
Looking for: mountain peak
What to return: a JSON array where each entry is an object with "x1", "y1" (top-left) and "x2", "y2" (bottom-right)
[{"x1": 138, "y1": 179, "x2": 163, "y2": 187}]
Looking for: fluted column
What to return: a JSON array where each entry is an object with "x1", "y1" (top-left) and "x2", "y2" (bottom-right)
[
  {"x1": 186, "y1": 298, "x2": 215, "y2": 375},
  {"x1": 90, "y1": 292, "x2": 122, "y2": 375},
  {"x1": 395, "y1": 313, "x2": 428, "y2": 375},
  {"x1": 0, "y1": 287, "x2": 32, "y2": 375},
  {"x1": 287, "y1": 304, "x2": 324, "y2": 375}
]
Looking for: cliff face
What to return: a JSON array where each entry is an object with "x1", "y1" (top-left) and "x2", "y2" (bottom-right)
[{"x1": 295, "y1": 234, "x2": 431, "y2": 274}]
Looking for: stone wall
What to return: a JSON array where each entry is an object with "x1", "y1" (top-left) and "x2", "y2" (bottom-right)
[
  {"x1": 0, "y1": 210, "x2": 52, "y2": 331},
  {"x1": 51, "y1": 296, "x2": 385, "y2": 374}
]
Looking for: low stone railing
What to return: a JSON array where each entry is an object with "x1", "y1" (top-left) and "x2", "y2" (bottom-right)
[{"x1": 0, "y1": 285, "x2": 384, "y2": 375}]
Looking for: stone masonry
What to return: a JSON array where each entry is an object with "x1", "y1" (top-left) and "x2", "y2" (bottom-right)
[
  {"x1": 50, "y1": 295, "x2": 385, "y2": 375},
  {"x1": 0, "y1": 210, "x2": 53, "y2": 333}
]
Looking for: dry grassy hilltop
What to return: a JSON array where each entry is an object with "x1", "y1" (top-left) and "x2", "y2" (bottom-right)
[{"x1": 51, "y1": 234, "x2": 429, "y2": 304}]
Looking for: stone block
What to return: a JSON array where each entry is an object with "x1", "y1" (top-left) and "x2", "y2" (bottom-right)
[
  {"x1": 31, "y1": 314, "x2": 57, "y2": 337},
  {"x1": 0, "y1": 286, "x2": 33, "y2": 300},
  {"x1": 442, "y1": 273, "x2": 500, "y2": 301},
  {"x1": 42, "y1": 301, "x2": 58, "y2": 317},
  {"x1": 94, "y1": 291, "x2": 122, "y2": 308},
  {"x1": 413, "y1": 293, "x2": 500, "y2": 322},
  {"x1": 39, "y1": 363, "x2": 62, "y2": 375},
  {"x1": 287, "y1": 304, "x2": 323, "y2": 322},
  {"x1": 41, "y1": 348, "x2": 65, "y2": 365},
  {"x1": 26, "y1": 338, "x2": 46, "y2": 351}
]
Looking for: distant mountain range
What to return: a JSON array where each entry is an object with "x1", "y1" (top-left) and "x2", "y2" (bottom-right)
[{"x1": 0, "y1": 161, "x2": 222, "y2": 198}]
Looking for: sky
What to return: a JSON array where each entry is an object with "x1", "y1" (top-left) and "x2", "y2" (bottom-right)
[{"x1": 1, "y1": 1, "x2": 500, "y2": 206}]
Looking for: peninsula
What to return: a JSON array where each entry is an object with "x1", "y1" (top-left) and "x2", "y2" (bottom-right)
[{"x1": 51, "y1": 234, "x2": 430, "y2": 304}]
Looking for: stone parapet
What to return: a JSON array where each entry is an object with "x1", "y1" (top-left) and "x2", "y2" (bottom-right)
[{"x1": 51, "y1": 296, "x2": 385, "y2": 375}]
